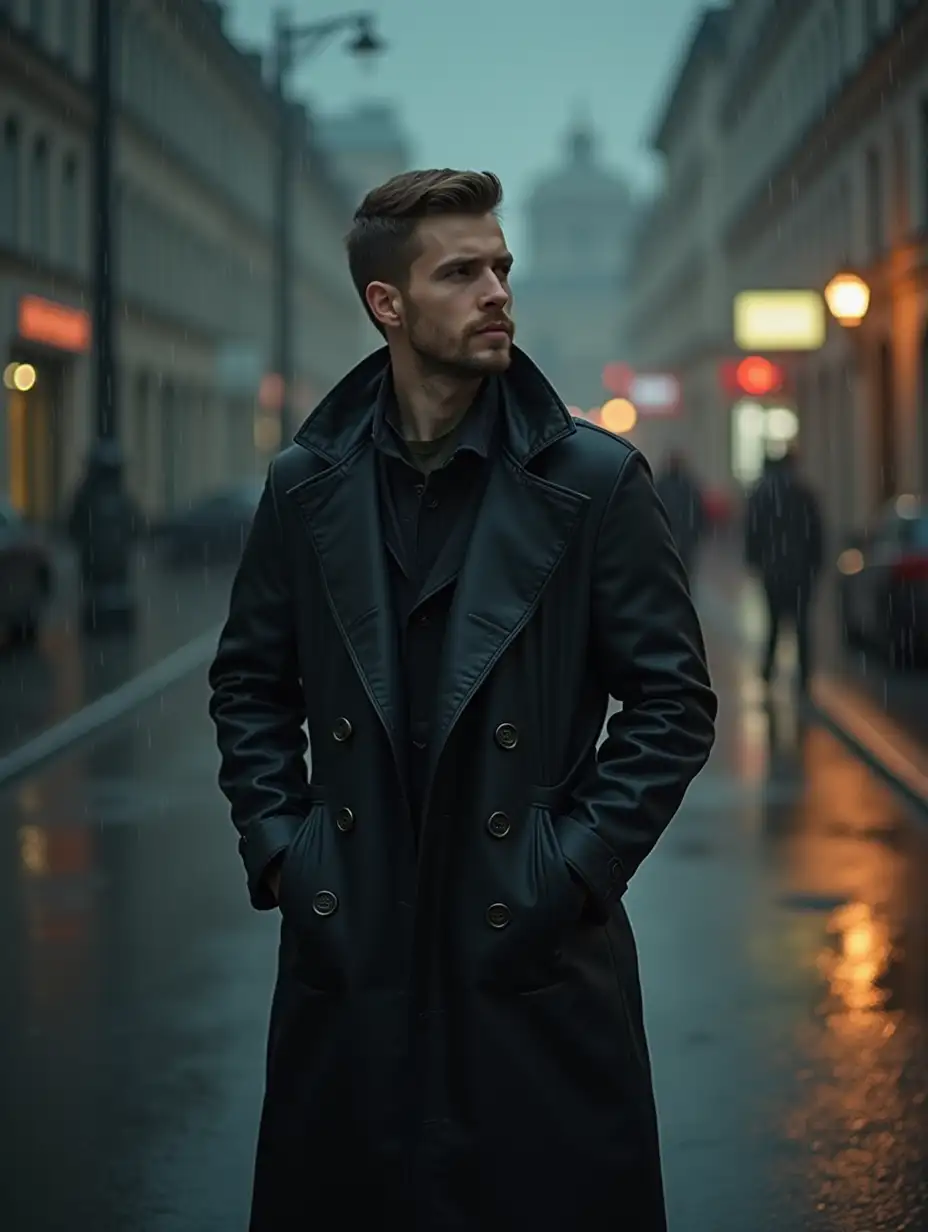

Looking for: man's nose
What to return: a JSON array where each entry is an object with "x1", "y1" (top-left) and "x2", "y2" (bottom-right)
[{"x1": 481, "y1": 272, "x2": 510, "y2": 306}]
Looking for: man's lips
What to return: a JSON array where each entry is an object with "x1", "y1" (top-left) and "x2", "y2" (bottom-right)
[{"x1": 475, "y1": 324, "x2": 512, "y2": 336}]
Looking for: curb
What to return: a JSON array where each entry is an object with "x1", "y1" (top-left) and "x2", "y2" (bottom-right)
[
  {"x1": 808, "y1": 677, "x2": 928, "y2": 818},
  {"x1": 0, "y1": 623, "x2": 223, "y2": 788},
  {"x1": 697, "y1": 582, "x2": 928, "y2": 818}
]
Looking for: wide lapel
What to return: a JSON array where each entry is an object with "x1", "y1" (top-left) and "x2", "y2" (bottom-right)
[
  {"x1": 287, "y1": 442, "x2": 403, "y2": 773},
  {"x1": 425, "y1": 451, "x2": 589, "y2": 795}
]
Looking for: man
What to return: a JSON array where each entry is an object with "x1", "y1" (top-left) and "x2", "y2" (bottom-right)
[
  {"x1": 208, "y1": 169, "x2": 717, "y2": 1230},
  {"x1": 654, "y1": 450, "x2": 706, "y2": 579},
  {"x1": 745, "y1": 449, "x2": 824, "y2": 692}
]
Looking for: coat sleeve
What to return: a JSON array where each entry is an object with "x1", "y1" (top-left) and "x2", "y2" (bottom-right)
[
  {"x1": 558, "y1": 449, "x2": 718, "y2": 922},
  {"x1": 208, "y1": 461, "x2": 312, "y2": 910}
]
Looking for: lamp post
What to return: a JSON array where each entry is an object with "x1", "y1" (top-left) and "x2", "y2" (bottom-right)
[
  {"x1": 272, "y1": 9, "x2": 384, "y2": 440},
  {"x1": 824, "y1": 269, "x2": 872, "y2": 534},
  {"x1": 71, "y1": 0, "x2": 135, "y2": 633}
]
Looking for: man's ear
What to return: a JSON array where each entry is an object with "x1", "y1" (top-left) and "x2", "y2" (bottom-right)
[{"x1": 365, "y1": 282, "x2": 403, "y2": 331}]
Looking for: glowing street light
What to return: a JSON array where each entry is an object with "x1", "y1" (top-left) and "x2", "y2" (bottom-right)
[
  {"x1": 600, "y1": 398, "x2": 638, "y2": 435},
  {"x1": 824, "y1": 271, "x2": 870, "y2": 328}
]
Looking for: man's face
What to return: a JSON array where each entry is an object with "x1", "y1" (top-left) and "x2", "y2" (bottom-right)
[{"x1": 372, "y1": 213, "x2": 515, "y2": 377}]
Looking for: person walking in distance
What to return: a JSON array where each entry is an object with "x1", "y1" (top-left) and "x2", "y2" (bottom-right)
[
  {"x1": 654, "y1": 450, "x2": 707, "y2": 580},
  {"x1": 745, "y1": 449, "x2": 824, "y2": 693},
  {"x1": 208, "y1": 169, "x2": 717, "y2": 1231}
]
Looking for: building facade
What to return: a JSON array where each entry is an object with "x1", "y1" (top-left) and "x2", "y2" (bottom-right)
[
  {"x1": 515, "y1": 118, "x2": 639, "y2": 413},
  {"x1": 0, "y1": 0, "x2": 367, "y2": 524},
  {"x1": 622, "y1": 9, "x2": 730, "y2": 487},
  {"x1": 625, "y1": 0, "x2": 928, "y2": 541}
]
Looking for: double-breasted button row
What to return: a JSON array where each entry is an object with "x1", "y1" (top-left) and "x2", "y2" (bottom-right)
[
  {"x1": 486, "y1": 811, "x2": 510, "y2": 839},
  {"x1": 312, "y1": 890, "x2": 338, "y2": 917},
  {"x1": 494, "y1": 722, "x2": 518, "y2": 750}
]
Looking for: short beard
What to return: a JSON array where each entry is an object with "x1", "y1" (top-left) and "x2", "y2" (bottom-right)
[{"x1": 406, "y1": 304, "x2": 512, "y2": 380}]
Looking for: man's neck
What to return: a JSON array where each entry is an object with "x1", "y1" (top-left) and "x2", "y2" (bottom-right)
[{"x1": 391, "y1": 360, "x2": 483, "y2": 444}]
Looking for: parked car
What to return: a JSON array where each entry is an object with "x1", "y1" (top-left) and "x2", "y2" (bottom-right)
[
  {"x1": 0, "y1": 499, "x2": 54, "y2": 644},
  {"x1": 837, "y1": 494, "x2": 928, "y2": 665},
  {"x1": 158, "y1": 479, "x2": 265, "y2": 567}
]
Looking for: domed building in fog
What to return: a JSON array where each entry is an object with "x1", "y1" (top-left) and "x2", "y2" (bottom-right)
[{"x1": 514, "y1": 114, "x2": 639, "y2": 412}]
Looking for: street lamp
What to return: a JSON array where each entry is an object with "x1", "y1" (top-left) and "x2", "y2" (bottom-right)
[
  {"x1": 824, "y1": 271, "x2": 871, "y2": 329},
  {"x1": 272, "y1": 9, "x2": 385, "y2": 440},
  {"x1": 69, "y1": 0, "x2": 136, "y2": 633}
]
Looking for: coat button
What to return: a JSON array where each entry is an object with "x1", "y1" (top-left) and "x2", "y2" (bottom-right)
[
  {"x1": 609, "y1": 858, "x2": 623, "y2": 881},
  {"x1": 486, "y1": 811, "x2": 511, "y2": 838},
  {"x1": 312, "y1": 890, "x2": 338, "y2": 917},
  {"x1": 494, "y1": 722, "x2": 518, "y2": 750},
  {"x1": 332, "y1": 716, "x2": 353, "y2": 743},
  {"x1": 486, "y1": 902, "x2": 511, "y2": 929},
  {"x1": 335, "y1": 807, "x2": 355, "y2": 833}
]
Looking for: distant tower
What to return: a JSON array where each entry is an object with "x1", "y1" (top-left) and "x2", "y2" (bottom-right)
[
  {"x1": 516, "y1": 113, "x2": 638, "y2": 410},
  {"x1": 316, "y1": 100, "x2": 415, "y2": 208}
]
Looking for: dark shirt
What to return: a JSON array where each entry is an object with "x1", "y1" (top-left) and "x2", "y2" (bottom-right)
[{"x1": 373, "y1": 373, "x2": 498, "y2": 825}]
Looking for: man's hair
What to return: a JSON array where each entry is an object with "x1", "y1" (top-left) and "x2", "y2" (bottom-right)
[{"x1": 345, "y1": 169, "x2": 503, "y2": 334}]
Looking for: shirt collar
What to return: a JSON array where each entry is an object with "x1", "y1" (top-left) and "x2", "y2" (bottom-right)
[{"x1": 372, "y1": 369, "x2": 498, "y2": 463}]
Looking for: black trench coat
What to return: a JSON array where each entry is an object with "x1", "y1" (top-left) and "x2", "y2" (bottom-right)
[{"x1": 208, "y1": 347, "x2": 717, "y2": 1231}]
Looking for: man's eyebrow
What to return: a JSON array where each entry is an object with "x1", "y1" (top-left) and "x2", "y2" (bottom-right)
[{"x1": 433, "y1": 251, "x2": 514, "y2": 275}]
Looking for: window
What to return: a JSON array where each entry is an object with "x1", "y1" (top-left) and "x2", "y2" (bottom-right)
[
  {"x1": 834, "y1": 0, "x2": 847, "y2": 75},
  {"x1": 890, "y1": 123, "x2": 909, "y2": 239},
  {"x1": 0, "y1": 116, "x2": 20, "y2": 244},
  {"x1": 28, "y1": 135, "x2": 51, "y2": 256},
  {"x1": 60, "y1": 0, "x2": 77, "y2": 65},
  {"x1": 61, "y1": 154, "x2": 80, "y2": 264},
  {"x1": 921, "y1": 97, "x2": 928, "y2": 229},
  {"x1": 865, "y1": 147, "x2": 883, "y2": 258},
  {"x1": 862, "y1": 0, "x2": 880, "y2": 45},
  {"x1": 28, "y1": 0, "x2": 45, "y2": 40}
]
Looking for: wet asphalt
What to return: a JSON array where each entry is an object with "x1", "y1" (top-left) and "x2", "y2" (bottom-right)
[{"x1": 0, "y1": 618, "x2": 925, "y2": 1231}]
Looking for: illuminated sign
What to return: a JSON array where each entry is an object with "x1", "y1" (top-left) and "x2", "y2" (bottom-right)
[
  {"x1": 631, "y1": 373, "x2": 680, "y2": 416},
  {"x1": 602, "y1": 362, "x2": 634, "y2": 396},
  {"x1": 733, "y1": 290, "x2": 826, "y2": 351},
  {"x1": 736, "y1": 356, "x2": 782, "y2": 396},
  {"x1": 18, "y1": 295, "x2": 92, "y2": 353},
  {"x1": 601, "y1": 364, "x2": 681, "y2": 416}
]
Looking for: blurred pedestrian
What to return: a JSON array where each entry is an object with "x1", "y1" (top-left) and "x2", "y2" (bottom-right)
[
  {"x1": 209, "y1": 168, "x2": 716, "y2": 1231},
  {"x1": 744, "y1": 449, "x2": 824, "y2": 693},
  {"x1": 655, "y1": 450, "x2": 706, "y2": 578}
]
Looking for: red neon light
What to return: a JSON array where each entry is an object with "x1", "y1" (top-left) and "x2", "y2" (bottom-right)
[{"x1": 736, "y1": 355, "x2": 780, "y2": 396}]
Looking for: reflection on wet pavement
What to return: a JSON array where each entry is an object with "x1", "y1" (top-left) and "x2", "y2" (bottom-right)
[
  {"x1": 0, "y1": 624, "x2": 925, "y2": 1230},
  {"x1": 0, "y1": 546, "x2": 235, "y2": 758}
]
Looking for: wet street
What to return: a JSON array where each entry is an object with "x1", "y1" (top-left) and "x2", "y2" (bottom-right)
[{"x1": 0, "y1": 618, "x2": 926, "y2": 1231}]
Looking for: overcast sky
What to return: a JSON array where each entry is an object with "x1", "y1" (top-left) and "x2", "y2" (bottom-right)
[{"x1": 225, "y1": 0, "x2": 707, "y2": 257}]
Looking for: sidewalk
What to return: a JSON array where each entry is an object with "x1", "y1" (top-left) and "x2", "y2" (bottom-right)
[
  {"x1": 696, "y1": 538, "x2": 928, "y2": 813},
  {"x1": 0, "y1": 539, "x2": 237, "y2": 764}
]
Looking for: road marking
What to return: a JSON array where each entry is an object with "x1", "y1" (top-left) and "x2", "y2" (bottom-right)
[{"x1": 0, "y1": 624, "x2": 223, "y2": 787}]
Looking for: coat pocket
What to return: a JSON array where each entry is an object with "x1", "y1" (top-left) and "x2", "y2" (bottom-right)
[
  {"x1": 277, "y1": 803, "x2": 345, "y2": 991},
  {"x1": 483, "y1": 805, "x2": 586, "y2": 993}
]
